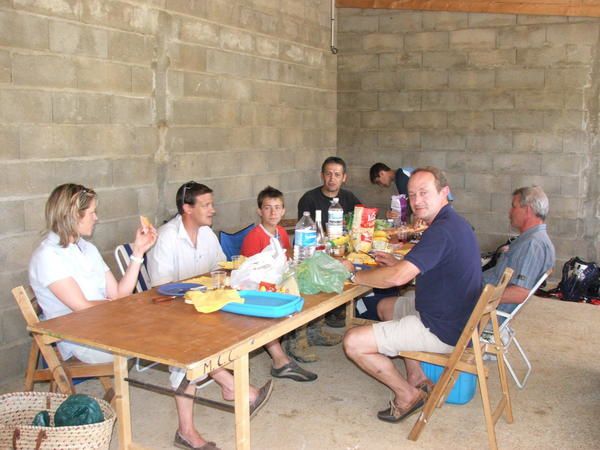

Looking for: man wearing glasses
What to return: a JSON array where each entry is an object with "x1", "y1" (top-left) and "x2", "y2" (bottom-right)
[
  {"x1": 148, "y1": 182, "x2": 226, "y2": 285},
  {"x1": 147, "y1": 181, "x2": 271, "y2": 450}
]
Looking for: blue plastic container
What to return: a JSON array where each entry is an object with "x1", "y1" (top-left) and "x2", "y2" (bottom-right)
[
  {"x1": 221, "y1": 291, "x2": 304, "y2": 318},
  {"x1": 420, "y1": 362, "x2": 477, "y2": 405}
]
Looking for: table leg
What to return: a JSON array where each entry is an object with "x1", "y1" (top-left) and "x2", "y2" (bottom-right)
[
  {"x1": 234, "y1": 354, "x2": 250, "y2": 450},
  {"x1": 114, "y1": 355, "x2": 133, "y2": 450}
]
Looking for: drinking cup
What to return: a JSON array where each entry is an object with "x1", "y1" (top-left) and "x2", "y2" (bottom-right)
[
  {"x1": 211, "y1": 270, "x2": 226, "y2": 289},
  {"x1": 231, "y1": 255, "x2": 242, "y2": 269}
]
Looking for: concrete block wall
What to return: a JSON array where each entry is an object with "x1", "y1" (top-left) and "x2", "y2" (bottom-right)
[
  {"x1": 337, "y1": 8, "x2": 600, "y2": 277},
  {"x1": 0, "y1": 0, "x2": 335, "y2": 380}
]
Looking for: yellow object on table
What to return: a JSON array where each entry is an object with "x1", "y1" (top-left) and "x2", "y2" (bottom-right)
[
  {"x1": 218, "y1": 255, "x2": 247, "y2": 270},
  {"x1": 185, "y1": 276, "x2": 212, "y2": 285},
  {"x1": 184, "y1": 289, "x2": 244, "y2": 313}
]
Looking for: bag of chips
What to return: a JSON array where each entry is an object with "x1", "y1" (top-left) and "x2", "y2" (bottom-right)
[{"x1": 350, "y1": 205, "x2": 378, "y2": 253}]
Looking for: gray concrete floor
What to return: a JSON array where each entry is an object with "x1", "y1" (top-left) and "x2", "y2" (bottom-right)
[{"x1": 2, "y1": 297, "x2": 599, "y2": 449}]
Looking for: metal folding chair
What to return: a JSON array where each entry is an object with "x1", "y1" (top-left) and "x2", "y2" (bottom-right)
[
  {"x1": 482, "y1": 268, "x2": 552, "y2": 389},
  {"x1": 114, "y1": 243, "x2": 156, "y2": 372},
  {"x1": 219, "y1": 224, "x2": 254, "y2": 261}
]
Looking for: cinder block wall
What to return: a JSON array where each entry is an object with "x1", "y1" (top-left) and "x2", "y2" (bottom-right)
[
  {"x1": 0, "y1": 0, "x2": 336, "y2": 380},
  {"x1": 337, "y1": 8, "x2": 600, "y2": 275}
]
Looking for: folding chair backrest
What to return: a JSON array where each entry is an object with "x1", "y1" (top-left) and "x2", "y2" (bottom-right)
[
  {"x1": 13, "y1": 285, "x2": 41, "y2": 327},
  {"x1": 500, "y1": 268, "x2": 552, "y2": 329},
  {"x1": 454, "y1": 268, "x2": 514, "y2": 358},
  {"x1": 114, "y1": 243, "x2": 151, "y2": 292},
  {"x1": 219, "y1": 224, "x2": 254, "y2": 261}
]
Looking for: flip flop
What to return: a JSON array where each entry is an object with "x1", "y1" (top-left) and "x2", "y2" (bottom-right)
[{"x1": 250, "y1": 379, "x2": 273, "y2": 418}]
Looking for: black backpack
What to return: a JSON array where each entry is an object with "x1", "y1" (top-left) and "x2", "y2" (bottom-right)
[{"x1": 552, "y1": 257, "x2": 600, "y2": 302}]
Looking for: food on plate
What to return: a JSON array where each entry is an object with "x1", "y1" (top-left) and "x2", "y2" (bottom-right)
[{"x1": 346, "y1": 252, "x2": 377, "y2": 266}]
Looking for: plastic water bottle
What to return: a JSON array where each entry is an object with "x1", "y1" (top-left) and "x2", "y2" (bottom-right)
[
  {"x1": 315, "y1": 210, "x2": 327, "y2": 252},
  {"x1": 327, "y1": 197, "x2": 344, "y2": 239},
  {"x1": 294, "y1": 211, "x2": 317, "y2": 264}
]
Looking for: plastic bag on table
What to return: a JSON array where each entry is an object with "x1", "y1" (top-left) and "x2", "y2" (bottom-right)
[
  {"x1": 229, "y1": 237, "x2": 288, "y2": 291},
  {"x1": 296, "y1": 251, "x2": 351, "y2": 295}
]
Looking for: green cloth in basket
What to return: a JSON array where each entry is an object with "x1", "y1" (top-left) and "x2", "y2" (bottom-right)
[{"x1": 54, "y1": 394, "x2": 104, "y2": 427}]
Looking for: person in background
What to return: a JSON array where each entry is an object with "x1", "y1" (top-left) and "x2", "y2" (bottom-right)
[
  {"x1": 482, "y1": 186, "x2": 555, "y2": 314},
  {"x1": 291, "y1": 157, "x2": 362, "y2": 361},
  {"x1": 369, "y1": 163, "x2": 413, "y2": 197},
  {"x1": 298, "y1": 156, "x2": 361, "y2": 225},
  {"x1": 240, "y1": 186, "x2": 317, "y2": 382},
  {"x1": 147, "y1": 181, "x2": 271, "y2": 450},
  {"x1": 342, "y1": 167, "x2": 481, "y2": 423}
]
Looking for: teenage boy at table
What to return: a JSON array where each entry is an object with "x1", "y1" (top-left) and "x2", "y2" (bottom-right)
[
  {"x1": 147, "y1": 181, "x2": 272, "y2": 450},
  {"x1": 483, "y1": 186, "x2": 555, "y2": 316},
  {"x1": 342, "y1": 167, "x2": 482, "y2": 423},
  {"x1": 240, "y1": 185, "x2": 317, "y2": 382}
]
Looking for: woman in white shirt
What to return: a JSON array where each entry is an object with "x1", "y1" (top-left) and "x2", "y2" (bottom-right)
[{"x1": 29, "y1": 183, "x2": 157, "y2": 363}]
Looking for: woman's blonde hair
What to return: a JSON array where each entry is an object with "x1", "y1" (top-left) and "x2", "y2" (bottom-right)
[{"x1": 45, "y1": 184, "x2": 97, "y2": 247}]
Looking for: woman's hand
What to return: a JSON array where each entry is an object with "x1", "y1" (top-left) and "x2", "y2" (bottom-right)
[{"x1": 131, "y1": 224, "x2": 157, "y2": 257}]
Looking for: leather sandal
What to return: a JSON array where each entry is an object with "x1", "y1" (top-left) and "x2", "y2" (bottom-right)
[
  {"x1": 174, "y1": 431, "x2": 221, "y2": 450},
  {"x1": 377, "y1": 390, "x2": 426, "y2": 423},
  {"x1": 250, "y1": 379, "x2": 273, "y2": 418},
  {"x1": 271, "y1": 361, "x2": 318, "y2": 382}
]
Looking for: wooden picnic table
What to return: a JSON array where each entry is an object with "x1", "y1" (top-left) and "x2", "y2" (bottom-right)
[{"x1": 28, "y1": 283, "x2": 370, "y2": 450}]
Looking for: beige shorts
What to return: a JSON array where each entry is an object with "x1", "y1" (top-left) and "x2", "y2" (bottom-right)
[{"x1": 372, "y1": 291, "x2": 454, "y2": 357}]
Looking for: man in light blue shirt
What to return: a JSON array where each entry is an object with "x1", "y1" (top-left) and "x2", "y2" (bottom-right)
[{"x1": 483, "y1": 186, "x2": 555, "y2": 314}]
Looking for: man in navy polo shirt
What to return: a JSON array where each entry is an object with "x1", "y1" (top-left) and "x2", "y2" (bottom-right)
[{"x1": 342, "y1": 167, "x2": 481, "y2": 423}]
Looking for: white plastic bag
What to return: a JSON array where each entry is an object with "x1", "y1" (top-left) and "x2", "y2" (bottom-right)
[{"x1": 229, "y1": 237, "x2": 288, "y2": 290}]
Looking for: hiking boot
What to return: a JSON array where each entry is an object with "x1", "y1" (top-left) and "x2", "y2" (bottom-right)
[
  {"x1": 307, "y1": 323, "x2": 343, "y2": 346},
  {"x1": 325, "y1": 307, "x2": 346, "y2": 328},
  {"x1": 285, "y1": 328, "x2": 319, "y2": 363}
]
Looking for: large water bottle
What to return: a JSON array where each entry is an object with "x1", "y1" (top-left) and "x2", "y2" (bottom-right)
[
  {"x1": 327, "y1": 197, "x2": 344, "y2": 239},
  {"x1": 293, "y1": 211, "x2": 317, "y2": 264}
]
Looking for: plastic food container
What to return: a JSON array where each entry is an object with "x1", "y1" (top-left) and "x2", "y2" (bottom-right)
[{"x1": 221, "y1": 291, "x2": 304, "y2": 318}]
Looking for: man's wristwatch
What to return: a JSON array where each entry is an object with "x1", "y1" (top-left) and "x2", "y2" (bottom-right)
[{"x1": 349, "y1": 270, "x2": 357, "y2": 284}]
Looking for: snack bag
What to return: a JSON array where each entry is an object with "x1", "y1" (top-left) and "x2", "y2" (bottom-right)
[
  {"x1": 390, "y1": 195, "x2": 408, "y2": 226},
  {"x1": 350, "y1": 205, "x2": 378, "y2": 253}
]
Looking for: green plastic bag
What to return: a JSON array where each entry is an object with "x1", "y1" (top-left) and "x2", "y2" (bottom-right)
[
  {"x1": 54, "y1": 394, "x2": 104, "y2": 427},
  {"x1": 296, "y1": 252, "x2": 350, "y2": 295},
  {"x1": 32, "y1": 410, "x2": 50, "y2": 427}
]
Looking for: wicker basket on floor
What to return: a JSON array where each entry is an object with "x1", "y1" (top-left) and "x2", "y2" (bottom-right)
[{"x1": 0, "y1": 391, "x2": 115, "y2": 450}]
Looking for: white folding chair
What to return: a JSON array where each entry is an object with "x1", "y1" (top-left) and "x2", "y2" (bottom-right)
[
  {"x1": 482, "y1": 268, "x2": 552, "y2": 389},
  {"x1": 114, "y1": 244, "x2": 156, "y2": 373}
]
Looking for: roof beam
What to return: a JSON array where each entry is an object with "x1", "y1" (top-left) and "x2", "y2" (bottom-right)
[{"x1": 336, "y1": 1, "x2": 600, "y2": 18}]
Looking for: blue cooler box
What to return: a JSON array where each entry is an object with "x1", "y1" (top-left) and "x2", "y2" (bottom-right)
[{"x1": 420, "y1": 362, "x2": 477, "y2": 405}]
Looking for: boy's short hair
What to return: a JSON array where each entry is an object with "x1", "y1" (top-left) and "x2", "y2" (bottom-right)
[
  {"x1": 257, "y1": 186, "x2": 284, "y2": 208},
  {"x1": 321, "y1": 156, "x2": 347, "y2": 174},
  {"x1": 369, "y1": 162, "x2": 391, "y2": 184}
]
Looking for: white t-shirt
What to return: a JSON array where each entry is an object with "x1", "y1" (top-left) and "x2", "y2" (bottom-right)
[
  {"x1": 28, "y1": 232, "x2": 109, "y2": 360},
  {"x1": 147, "y1": 215, "x2": 226, "y2": 287}
]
